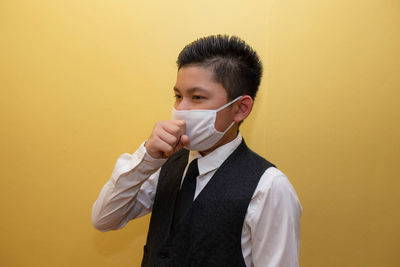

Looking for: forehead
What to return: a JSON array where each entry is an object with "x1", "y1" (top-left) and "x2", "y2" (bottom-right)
[{"x1": 174, "y1": 66, "x2": 227, "y2": 98}]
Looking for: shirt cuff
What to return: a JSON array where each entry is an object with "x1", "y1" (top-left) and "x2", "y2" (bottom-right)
[
  {"x1": 140, "y1": 141, "x2": 168, "y2": 170},
  {"x1": 111, "y1": 141, "x2": 167, "y2": 183}
]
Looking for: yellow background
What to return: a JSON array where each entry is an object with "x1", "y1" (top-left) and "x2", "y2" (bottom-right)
[{"x1": 1, "y1": 0, "x2": 399, "y2": 266}]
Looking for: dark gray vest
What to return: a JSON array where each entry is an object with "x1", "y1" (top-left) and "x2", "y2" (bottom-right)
[{"x1": 142, "y1": 140, "x2": 275, "y2": 267}]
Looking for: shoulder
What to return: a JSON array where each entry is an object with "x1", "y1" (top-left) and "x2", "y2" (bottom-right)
[
  {"x1": 237, "y1": 140, "x2": 276, "y2": 171},
  {"x1": 251, "y1": 167, "x2": 302, "y2": 215}
]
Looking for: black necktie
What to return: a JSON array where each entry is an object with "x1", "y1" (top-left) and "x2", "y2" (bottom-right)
[{"x1": 172, "y1": 159, "x2": 199, "y2": 229}]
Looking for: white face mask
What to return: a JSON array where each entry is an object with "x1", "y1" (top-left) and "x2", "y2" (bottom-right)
[{"x1": 171, "y1": 96, "x2": 242, "y2": 151}]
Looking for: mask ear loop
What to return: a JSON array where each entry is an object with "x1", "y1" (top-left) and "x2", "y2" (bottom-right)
[
  {"x1": 215, "y1": 96, "x2": 243, "y2": 112},
  {"x1": 216, "y1": 120, "x2": 235, "y2": 134},
  {"x1": 214, "y1": 96, "x2": 242, "y2": 134}
]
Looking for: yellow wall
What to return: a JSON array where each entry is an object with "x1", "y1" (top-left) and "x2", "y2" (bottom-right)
[{"x1": 1, "y1": 0, "x2": 399, "y2": 266}]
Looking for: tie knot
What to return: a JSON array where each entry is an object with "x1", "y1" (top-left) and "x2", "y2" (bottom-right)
[{"x1": 185, "y1": 158, "x2": 199, "y2": 180}]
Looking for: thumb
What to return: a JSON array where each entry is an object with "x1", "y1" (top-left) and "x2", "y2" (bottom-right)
[
  {"x1": 173, "y1": 134, "x2": 189, "y2": 153},
  {"x1": 180, "y1": 134, "x2": 189, "y2": 146}
]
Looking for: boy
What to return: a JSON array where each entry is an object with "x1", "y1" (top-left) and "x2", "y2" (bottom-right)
[{"x1": 92, "y1": 35, "x2": 302, "y2": 267}]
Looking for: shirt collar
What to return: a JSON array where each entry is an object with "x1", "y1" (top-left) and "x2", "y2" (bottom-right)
[{"x1": 188, "y1": 132, "x2": 243, "y2": 176}]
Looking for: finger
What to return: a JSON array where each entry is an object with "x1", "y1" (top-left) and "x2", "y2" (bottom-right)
[
  {"x1": 157, "y1": 130, "x2": 180, "y2": 147},
  {"x1": 180, "y1": 134, "x2": 189, "y2": 146},
  {"x1": 152, "y1": 137, "x2": 175, "y2": 158},
  {"x1": 174, "y1": 134, "x2": 189, "y2": 153},
  {"x1": 162, "y1": 120, "x2": 186, "y2": 137}
]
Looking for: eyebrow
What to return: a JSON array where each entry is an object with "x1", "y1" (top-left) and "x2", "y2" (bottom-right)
[{"x1": 173, "y1": 86, "x2": 209, "y2": 94}]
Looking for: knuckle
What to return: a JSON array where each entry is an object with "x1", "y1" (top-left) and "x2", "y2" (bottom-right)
[
  {"x1": 171, "y1": 135, "x2": 178, "y2": 144},
  {"x1": 155, "y1": 121, "x2": 166, "y2": 129},
  {"x1": 171, "y1": 126, "x2": 180, "y2": 135}
]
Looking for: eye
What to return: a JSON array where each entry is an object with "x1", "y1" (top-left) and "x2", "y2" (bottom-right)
[
  {"x1": 192, "y1": 95, "x2": 204, "y2": 100},
  {"x1": 174, "y1": 94, "x2": 182, "y2": 100}
]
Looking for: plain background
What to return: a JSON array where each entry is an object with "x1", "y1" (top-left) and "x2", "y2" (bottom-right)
[{"x1": 1, "y1": 0, "x2": 399, "y2": 266}]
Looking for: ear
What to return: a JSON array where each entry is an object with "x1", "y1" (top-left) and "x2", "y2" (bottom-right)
[{"x1": 233, "y1": 95, "x2": 253, "y2": 123}]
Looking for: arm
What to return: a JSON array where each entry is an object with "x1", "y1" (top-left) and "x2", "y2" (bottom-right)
[
  {"x1": 91, "y1": 143, "x2": 166, "y2": 231},
  {"x1": 245, "y1": 168, "x2": 302, "y2": 267},
  {"x1": 92, "y1": 120, "x2": 189, "y2": 231}
]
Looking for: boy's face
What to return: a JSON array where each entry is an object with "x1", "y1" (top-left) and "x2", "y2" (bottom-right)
[{"x1": 173, "y1": 66, "x2": 236, "y2": 133}]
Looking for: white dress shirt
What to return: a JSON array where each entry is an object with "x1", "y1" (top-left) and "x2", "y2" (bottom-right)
[{"x1": 92, "y1": 133, "x2": 302, "y2": 267}]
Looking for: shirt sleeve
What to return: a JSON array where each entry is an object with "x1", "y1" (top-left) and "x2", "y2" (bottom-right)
[
  {"x1": 91, "y1": 142, "x2": 167, "y2": 232},
  {"x1": 243, "y1": 167, "x2": 302, "y2": 267}
]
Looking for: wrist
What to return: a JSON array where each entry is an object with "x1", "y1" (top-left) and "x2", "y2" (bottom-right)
[{"x1": 144, "y1": 141, "x2": 162, "y2": 159}]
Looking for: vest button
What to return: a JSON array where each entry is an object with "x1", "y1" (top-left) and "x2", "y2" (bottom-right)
[{"x1": 159, "y1": 252, "x2": 169, "y2": 259}]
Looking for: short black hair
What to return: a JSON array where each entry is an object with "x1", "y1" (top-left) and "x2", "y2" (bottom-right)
[{"x1": 177, "y1": 35, "x2": 263, "y2": 101}]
